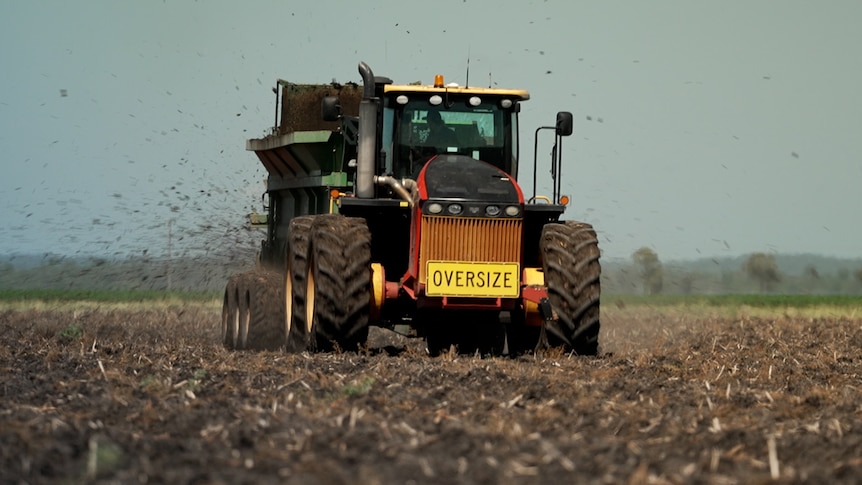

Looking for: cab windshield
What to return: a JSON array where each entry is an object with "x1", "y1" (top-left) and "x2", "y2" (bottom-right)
[{"x1": 383, "y1": 98, "x2": 517, "y2": 179}]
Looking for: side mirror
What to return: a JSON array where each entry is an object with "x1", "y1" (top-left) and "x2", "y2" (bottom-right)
[
  {"x1": 322, "y1": 96, "x2": 342, "y2": 121},
  {"x1": 555, "y1": 111, "x2": 573, "y2": 137}
]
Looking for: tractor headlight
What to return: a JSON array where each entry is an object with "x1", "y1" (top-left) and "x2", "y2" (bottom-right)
[
  {"x1": 427, "y1": 202, "x2": 443, "y2": 214},
  {"x1": 447, "y1": 203, "x2": 463, "y2": 215},
  {"x1": 504, "y1": 205, "x2": 521, "y2": 217},
  {"x1": 485, "y1": 205, "x2": 501, "y2": 217}
]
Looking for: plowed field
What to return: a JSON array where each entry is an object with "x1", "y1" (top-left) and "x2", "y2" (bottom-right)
[{"x1": 2, "y1": 303, "x2": 862, "y2": 484}]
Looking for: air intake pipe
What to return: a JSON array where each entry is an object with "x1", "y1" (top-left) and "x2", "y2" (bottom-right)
[
  {"x1": 374, "y1": 175, "x2": 416, "y2": 208},
  {"x1": 356, "y1": 62, "x2": 377, "y2": 199}
]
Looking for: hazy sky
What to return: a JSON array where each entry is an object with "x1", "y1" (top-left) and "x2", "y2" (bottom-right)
[{"x1": 1, "y1": 0, "x2": 860, "y2": 262}]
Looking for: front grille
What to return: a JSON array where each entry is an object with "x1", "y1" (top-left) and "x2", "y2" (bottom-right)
[{"x1": 418, "y1": 216, "x2": 522, "y2": 284}]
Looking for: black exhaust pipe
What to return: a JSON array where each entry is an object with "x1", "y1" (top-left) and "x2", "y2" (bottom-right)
[{"x1": 356, "y1": 62, "x2": 377, "y2": 199}]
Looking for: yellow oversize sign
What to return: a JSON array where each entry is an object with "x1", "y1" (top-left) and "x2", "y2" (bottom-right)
[{"x1": 425, "y1": 261, "x2": 520, "y2": 298}]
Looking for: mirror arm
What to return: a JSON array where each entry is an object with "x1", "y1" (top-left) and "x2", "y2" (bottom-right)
[{"x1": 533, "y1": 126, "x2": 556, "y2": 202}]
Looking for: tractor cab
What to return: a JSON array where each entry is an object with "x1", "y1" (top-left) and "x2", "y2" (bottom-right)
[{"x1": 379, "y1": 77, "x2": 529, "y2": 180}]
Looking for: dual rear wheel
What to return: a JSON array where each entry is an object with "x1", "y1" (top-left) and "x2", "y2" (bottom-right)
[
  {"x1": 221, "y1": 270, "x2": 284, "y2": 351},
  {"x1": 539, "y1": 221, "x2": 602, "y2": 355},
  {"x1": 477, "y1": 221, "x2": 601, "y2": 357},
  {"x1": 287, "y1": 214, "x2": 372, "y2": 352},
  {"x1": 222, "y1": 214, "x2": 373, "y2": 352},
  {"x1": 422, "y1": 220, "x2": 601, "y2": 357}
]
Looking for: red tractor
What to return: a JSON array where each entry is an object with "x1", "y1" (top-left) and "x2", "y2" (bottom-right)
[{"x1": 222, "y1": 62, "x2": 601, "y2": 356}]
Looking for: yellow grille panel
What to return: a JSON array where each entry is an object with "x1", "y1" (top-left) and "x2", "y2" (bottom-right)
[{"x1": 419, "y1": 216, "x2": 522, "y2": 284}]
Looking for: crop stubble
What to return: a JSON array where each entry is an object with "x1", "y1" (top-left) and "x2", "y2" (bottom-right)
[{"x1": 2, "y1": 303, "x2": 862, "y2": 484}]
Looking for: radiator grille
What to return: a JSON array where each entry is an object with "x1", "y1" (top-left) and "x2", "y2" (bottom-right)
[{"x1": 419, "y1": 216, "x2": 522, "y2": 284}]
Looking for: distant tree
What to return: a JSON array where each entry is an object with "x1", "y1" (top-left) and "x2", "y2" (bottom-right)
[
  {"x1": 679, "y1": 272, "x2": 696, "y2": 295},
  {"x1": 743, "y1": 253, "x2": 780, "y2": 293},
  {"x1": 804, "y1": 265, "x2": 820, "y2": 280},
  {"x1": 855, "y1": 268, "x2": 862, "y2": 286},
  {"x1": 802, "y1": 264, "x2": 821, "y2": 294},
  {"x1": 632, "y1": 247, "x2": 663, "y2": 295}
]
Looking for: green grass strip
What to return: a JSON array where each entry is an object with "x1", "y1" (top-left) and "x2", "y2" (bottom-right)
[
  {"x1": 0, "y1": 288, "x2": 219, "y2": 303},
  {"x1": 609, "y1": 294, "x2": 862, "y2": 309}
]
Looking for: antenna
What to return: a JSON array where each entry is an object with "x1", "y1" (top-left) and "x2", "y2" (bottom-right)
[{"x1": 465, "y1": 47, "x2": 471, "y2": 87}]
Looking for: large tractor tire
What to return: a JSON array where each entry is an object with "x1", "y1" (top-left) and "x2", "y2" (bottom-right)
[
  {"x1": 222, "y1": 271, "x2": 285, "y2": 351},
  {"x1": 221, "y1": 274, "x2": 242, "y2": 350},
  {"x1": 235, "y1": 273, "x2": 252, "y2": 350},
  {"x1": 540, "y1": 221, "x2": 601, "y2": 355},
  {"x1": 284, "y1": 216, "x2": 314, "y2": 353},
  {"x1": 245, "y1": 270, "x2": 286, "y2": 351},
  {"x1": 305, "y1": 215, "x2": 372, "y2": 352}
]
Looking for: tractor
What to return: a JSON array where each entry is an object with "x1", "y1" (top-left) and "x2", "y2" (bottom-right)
[{"x1": 222, "y1": 61, "x2": 601, "y2": 356}]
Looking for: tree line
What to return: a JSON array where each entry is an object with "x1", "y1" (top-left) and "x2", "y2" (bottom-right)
[
  {"x1": 612, "y1": 247, "x2": 862, "y2": 295},
  {"x1": 3, "y1": 248, "x2": 862, "y2": 296}
]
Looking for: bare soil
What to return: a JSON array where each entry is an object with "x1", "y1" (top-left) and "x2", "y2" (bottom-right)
[{"x1": 2, "y1": 304, "x2": 862, "y2": 484}]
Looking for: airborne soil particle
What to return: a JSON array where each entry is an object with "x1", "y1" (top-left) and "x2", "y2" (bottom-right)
[{"x1": 2, "y1": 305, "x2": 862, "y2": 484}]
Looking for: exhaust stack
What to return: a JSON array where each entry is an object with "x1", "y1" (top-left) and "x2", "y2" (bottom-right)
[{"x1": 356, "y1": 61, "x2": 377, "y2": 199}]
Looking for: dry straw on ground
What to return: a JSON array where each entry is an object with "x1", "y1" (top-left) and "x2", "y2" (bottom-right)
[{"x1": 2, "y1": 302, "x2": 862, "y2": 483}]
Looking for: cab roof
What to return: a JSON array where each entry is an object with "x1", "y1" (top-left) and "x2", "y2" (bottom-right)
[{"x1": 383, "y1": 83, "x2": 530, "y2": 101}]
